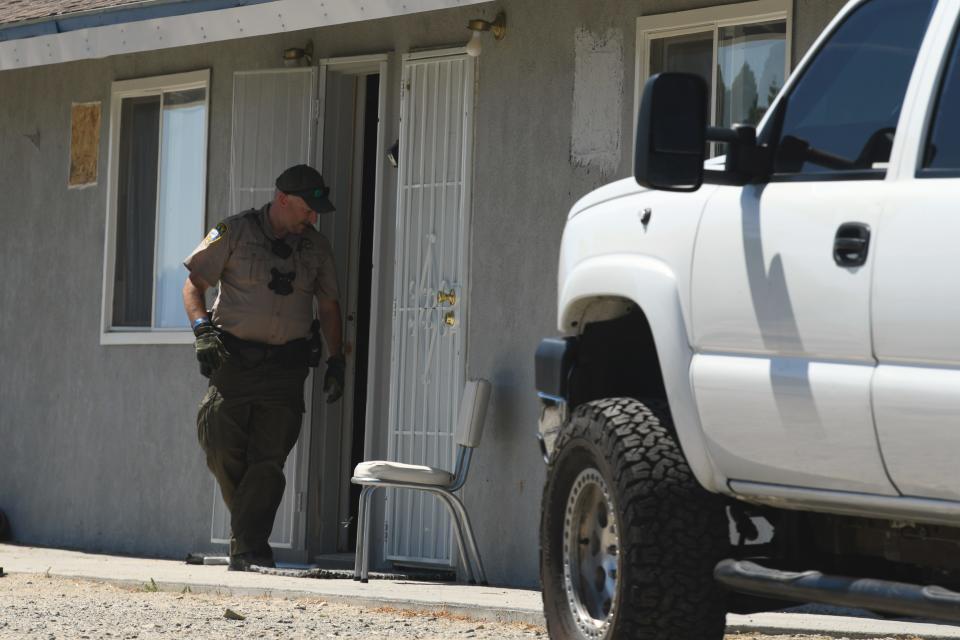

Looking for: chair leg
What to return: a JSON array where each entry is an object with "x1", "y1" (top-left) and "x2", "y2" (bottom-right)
[
  {"x1": 360, "y1": 486, "x2": 376, "y2": 583},
  {"x1": 353, "y1": 486, "x2": 369, "y2": 581},
  {"x1": 437, "y1": 492, "x2": 475, "y2": 584},
  {"x1": 446, "y1": 492, "x2": 487, "y2": 586}
]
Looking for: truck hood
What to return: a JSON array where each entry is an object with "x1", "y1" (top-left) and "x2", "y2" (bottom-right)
[
  {"x1": 569, "y1": 178, "x2": 648, "y2": 219},
  {"x1": 570, "y1": 157, "x2": 726, "y2": 219}
]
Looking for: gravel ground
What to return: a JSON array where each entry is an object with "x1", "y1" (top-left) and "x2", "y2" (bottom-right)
[
  {"x1": 0, "y1": 573, "x2": 923, "y2": 640},
  {"x1": 0, "y1": 573, "x2": 543, "y2": 640}
]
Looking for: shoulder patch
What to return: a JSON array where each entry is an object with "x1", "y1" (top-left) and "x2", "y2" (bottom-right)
[{"x1": 202, "y1": 222, "x2": 228, "y2": 248}]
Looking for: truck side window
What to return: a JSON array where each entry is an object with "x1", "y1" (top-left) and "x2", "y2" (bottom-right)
[
  {"x1": 922, "y1": 26, "x2": 960, "y2": 175},
  {"x1": 770, "y1": 0, "x2": 934, "y2": 178}
]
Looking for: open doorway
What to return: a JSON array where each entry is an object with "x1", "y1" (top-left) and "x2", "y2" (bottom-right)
[
  {"x1": 348, "y1": 73, "x2": 380, "y2": 550},
  {"x1": 307, "y1": 55, "x2": 388, "y2": 563}
]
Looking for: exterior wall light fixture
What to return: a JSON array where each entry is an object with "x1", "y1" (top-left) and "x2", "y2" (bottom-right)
[
  {"x1": 283, "y1": 41, "x2": 313, "y2": 67},
  {"x1": 465, "y1": 12, "x2": 506, "y2": 57}
]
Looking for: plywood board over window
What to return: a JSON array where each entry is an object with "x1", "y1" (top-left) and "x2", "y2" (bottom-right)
[{"x1": 69, "y1": 101, "x2": 101, "y2": 188}]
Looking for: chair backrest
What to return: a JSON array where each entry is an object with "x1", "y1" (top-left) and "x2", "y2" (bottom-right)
[{"x1": 456, "y1": 379, "x2": 491, "y2": 448}]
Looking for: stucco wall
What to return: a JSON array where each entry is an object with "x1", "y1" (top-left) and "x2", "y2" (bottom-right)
[
  {"x1": 0, "y1": 0, "x2": 847, "y2": 586},
  {"x1": 794, "y1": 0, "x2": 850, "y2": 61},
  {"x1": 0, "y1": 2, "x2": 494, "y2": 563},
  {"x1": 461, "y1": 0, "x2": 848, "y2": 587},
  {"x1": 0, "y1": 57, "x2": 208, "y2": 557}
]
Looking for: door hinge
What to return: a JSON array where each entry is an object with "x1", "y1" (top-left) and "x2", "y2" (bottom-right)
[
  {"x1": 313, "y1": 99, "x2": 321, "y2": 121},
  {"x1": 296, "y1": 491, "x2": 305, "y2": 512}
]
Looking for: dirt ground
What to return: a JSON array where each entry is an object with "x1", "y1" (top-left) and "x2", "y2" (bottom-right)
[{"x1": 0, "y1": 573, "x2": 925, "y2": 639}]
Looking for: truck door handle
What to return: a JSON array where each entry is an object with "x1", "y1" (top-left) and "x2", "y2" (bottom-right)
[{"x1": 834, "y1": 223, "x2": 871, "y2": 267}]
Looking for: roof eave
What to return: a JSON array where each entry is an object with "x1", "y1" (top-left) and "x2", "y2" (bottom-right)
[
  {"x1": 0, "y1": 0, "x2": 488, "y2": 71},
  {"x1": 0, "y1": 1, "x2": 274, "y2": 43}
]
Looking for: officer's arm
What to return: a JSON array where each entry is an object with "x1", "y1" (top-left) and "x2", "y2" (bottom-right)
[
  {"x1": 182, "y1": 272, "x2": 212, "y2": 324},
  {"x1": 316, "y1": 297, "x2": 343, "y2": 357}
]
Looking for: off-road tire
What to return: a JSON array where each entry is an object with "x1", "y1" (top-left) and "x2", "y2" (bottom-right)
[{"x1": 540, "y1": 398, "x2": 729, "y2": 640}]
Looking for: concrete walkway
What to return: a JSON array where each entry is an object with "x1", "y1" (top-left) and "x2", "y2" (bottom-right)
[{"x1": 4, "y1": 543, "x2": 960, "y2": 638}]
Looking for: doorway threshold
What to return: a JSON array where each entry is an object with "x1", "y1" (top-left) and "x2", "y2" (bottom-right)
[
  {"x1": 254, "y1": 555, "x2": 456, "y2": 582},
  {"x1": 312, "y1": 552, "x2": 356, "y2": 570}
]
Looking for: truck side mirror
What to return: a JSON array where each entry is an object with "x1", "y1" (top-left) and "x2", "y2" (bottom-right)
[{"x1": 634, "y1": 73, "x2": 707, "y2": 192}]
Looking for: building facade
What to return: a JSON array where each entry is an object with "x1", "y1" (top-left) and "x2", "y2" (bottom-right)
[{"x1": 0, "y1": 0, "x2": 845, "y2": 587}]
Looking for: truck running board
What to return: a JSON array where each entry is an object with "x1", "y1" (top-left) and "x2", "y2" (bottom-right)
[{"x1": 715, "y1": 559, "x2": 960, "y2": 622}]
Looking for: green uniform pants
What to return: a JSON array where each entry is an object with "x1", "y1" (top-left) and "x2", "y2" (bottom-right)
[{"x1": 197, "y1": 355, "x2": 308, "y2": 557}]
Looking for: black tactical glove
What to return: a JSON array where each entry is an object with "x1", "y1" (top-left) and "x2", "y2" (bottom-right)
[
  {"x1": 194, "y1": 324, "x2": 229, "y2": 377},
  {"x1": 324, "y1": 354, "x2": 345, "y2": 403}
]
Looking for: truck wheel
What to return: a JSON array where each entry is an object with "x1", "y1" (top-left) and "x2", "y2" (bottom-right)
[{"x1": 540, "y1": 398, "x2": 728, "y2": 640}]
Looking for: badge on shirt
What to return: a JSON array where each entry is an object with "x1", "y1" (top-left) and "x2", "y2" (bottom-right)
[{"x1": 202, "y1": 222, "x2": 227, "y2": 248}]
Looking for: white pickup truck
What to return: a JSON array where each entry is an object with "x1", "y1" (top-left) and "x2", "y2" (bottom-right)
[{"x1": 535, "y1": 0, "x2": 960, "y2": 638}]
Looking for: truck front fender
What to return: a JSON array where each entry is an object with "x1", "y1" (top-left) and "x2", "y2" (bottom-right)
[{"x1": 559, "y1": 254, "x2": 725, "y2": 493}]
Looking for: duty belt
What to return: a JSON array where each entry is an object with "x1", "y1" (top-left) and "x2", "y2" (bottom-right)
[{"x1": 218, "y1": 331, "x2": 308, "y2": 367}]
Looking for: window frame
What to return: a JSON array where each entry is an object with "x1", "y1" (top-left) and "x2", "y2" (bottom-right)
[
  {"x1": 762, "y1": 0, "x2": 938, "y2": 183},
  {"x1": 918, "y1": 9, "x2": 960, "y2": 179},
  {"x1": 100, "y1": 69, "x2": 210, "y2": 346},
  {"x1": 635, "y1": 0, "x2": 793, "y2": 146}
]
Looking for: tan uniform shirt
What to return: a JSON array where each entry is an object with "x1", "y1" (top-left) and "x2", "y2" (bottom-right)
[{"x1": 184, "y1": 204, "x2": 339, "y2": 345}]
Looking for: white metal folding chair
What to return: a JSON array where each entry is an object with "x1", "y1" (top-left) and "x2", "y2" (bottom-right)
[{"x1": 352, "y1": 379, "x2": 491, "y2": 584}]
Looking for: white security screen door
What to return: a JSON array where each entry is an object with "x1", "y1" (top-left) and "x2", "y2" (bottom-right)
[
  {"x1": 229, "y1": 69, "x2": 318, "y2": 212},
  {"x1": 385, "y1": 52, "x2": 475, "y2": 566},
  {"x1": 211, "y1": 67, "x2": 318, "y2": 553}
]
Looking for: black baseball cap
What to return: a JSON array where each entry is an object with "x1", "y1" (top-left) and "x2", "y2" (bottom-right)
[{"x1": 276, "y1": 164, "x2": 336, "y2": 213}]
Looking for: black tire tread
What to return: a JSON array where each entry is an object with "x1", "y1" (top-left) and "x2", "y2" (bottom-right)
[{"x1": 540, "y1": 397, "x2": 728, "y2": 640}]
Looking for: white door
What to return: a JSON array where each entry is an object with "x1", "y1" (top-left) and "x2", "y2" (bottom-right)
[
  {"x1": 692, "y1": 181, "x2": 891, "y2": 494},
  {"x1": 872, "y1": 10, "x2": 960, "y2": 501},
  {"x1": 692, "y1": 0, "x2": 933, "y2": 495},
  {"x1": 385, "y1": 51, "x2": 475, "y2": 566},
  {"x1": 211, "y1": 68, "x2": 318, "y2": 553}
]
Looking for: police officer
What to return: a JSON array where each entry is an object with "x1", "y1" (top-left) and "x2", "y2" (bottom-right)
[{"x1": 181, "y1": 164, "x2": 345, "y2": 571}]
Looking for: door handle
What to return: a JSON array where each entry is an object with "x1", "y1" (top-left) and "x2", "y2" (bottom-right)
[
  {"x1": 834, "y1": 222, "x2": 871, "y2": 267},
  {"x1": 437, "y1": 290, "x2": 457, "y2": 306}
]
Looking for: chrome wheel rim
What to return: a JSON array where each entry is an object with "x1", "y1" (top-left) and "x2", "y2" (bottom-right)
[{"x1": 563, "y1": 468, "x2": 619, "y2": 639}]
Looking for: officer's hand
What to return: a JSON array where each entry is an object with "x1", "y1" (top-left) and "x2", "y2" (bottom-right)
[
  {"x1": 195, "y1": 325, "x2": 229, "y2": 377},
  {"x1": 324, "y1": 355, "x2": 345, "y2": 403}
]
